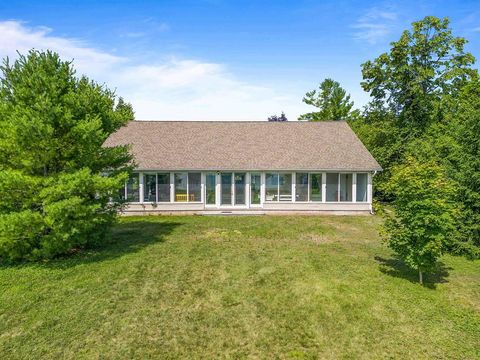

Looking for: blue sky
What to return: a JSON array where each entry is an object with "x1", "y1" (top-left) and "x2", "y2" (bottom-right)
[{"x1": 1, "y1": 0, "x2": 480, "y2": 120}]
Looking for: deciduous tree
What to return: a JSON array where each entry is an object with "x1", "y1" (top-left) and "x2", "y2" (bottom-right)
[
  {"x1": 361, "y1": 16, "x2": 476, "y2": 129},
  {"x1": 267, "y1": 112, "x2": 288, "y2": 121},
  {"x1": 383, "y1": 157, "x2": 458, "y2": 284}
]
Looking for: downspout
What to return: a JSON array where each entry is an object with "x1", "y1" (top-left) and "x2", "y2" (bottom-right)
[{"x1": 370, "y1": 170, "x2": 378, "y2": 215}]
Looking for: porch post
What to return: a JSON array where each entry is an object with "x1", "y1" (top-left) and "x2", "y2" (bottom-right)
[
  {"x1": 139, "y1": 172, "x2": 144, "y2": 204},
  {"x1": 260, "y1": 172, "x2": 265, "y2": 207},
  {"x1": 292, "y1": 172, "x2": 296, "y2": 202},
  {"x1": 352, "y1": 173, "x2": 357, "y2": 203},
  {"x1": 215, "y1": 172, "x2": 221, "y2": 207},
  {"x1": 246, "y1": 172, "x2": 251, "y2": 208},
  {"x1": 170, "y1": 173, "x2": 174, "y2": 203},
  {"x1": 201, "y1": 172, "x2": 205, "y2": 207},
  {"x1": 322, "y1": 172, "x2": 327, "y2": 203},
  {"x1": 367, "y1": 172, "x2": 373, "y2": 203}
]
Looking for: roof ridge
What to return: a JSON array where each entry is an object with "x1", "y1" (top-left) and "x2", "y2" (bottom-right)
[{"x1": 128, "y1": 120, "x2": 348, "y2": 123}]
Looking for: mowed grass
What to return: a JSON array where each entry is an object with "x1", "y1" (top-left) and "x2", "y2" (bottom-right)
[{"x1": 0, "y1": 216, "x2": 479, "y2": 359}]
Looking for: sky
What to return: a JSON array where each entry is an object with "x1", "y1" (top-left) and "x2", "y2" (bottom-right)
[{"x1": 1, "y1": 0, "x2": 480, "y2": 120}]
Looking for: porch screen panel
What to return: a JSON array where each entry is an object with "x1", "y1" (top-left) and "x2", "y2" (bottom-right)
[
  {"x1": 310, "y1": 174, "x2": 322, "y2": 202},
  {"x1": 126, "y1": 173, "x2": 140, "y2": 202},
  {"x1": 157, "y1": 173, "x2": 170, "y2": 202},
  {"x1": 188, "y1": 173, "x2": 201, "y2": 202},
  {"x1": 356, "y1": 173, "x2": 368, "y2": 202},
  {"x1": 326, "y1": 173, "x2": 339, "y2": 202},
  {"x1": 234, "y1": 173, "x2": 246, "y2": 205},
  {"x1": 296, "y1": 173, "x2": 308, "y2": 201},
  {"x1": 221, "y1": 173, "x2": 232, "y2": 205},
  {"x1": 279, "y1": 174, "x2": 292, "y2": 201},
  {"x1": 143, "y1": 174, "x2": 157, "y2": 202},
  {"x1": 250, "y1": 173, "x2": 261, "y2": 204},
  {"x1": 265, "y1": 173, "x2": 278, "y2": 201},
  {"x1": 174, "y1": 173, "x2": 188, "y2": 202},
  {"x1": 339, "y1": 174, "x2": 353, "y2": 202},
  {"x1": 205, "y1": 173, "x2": 216, "y2": 205}
]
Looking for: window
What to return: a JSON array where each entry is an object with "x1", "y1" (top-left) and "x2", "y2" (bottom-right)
[
  {"x1": 356, "y1": 173, "x2": 368, "y2": 202},
  {"x1": 143, "y1": 174, "x2": 156, "y2": 202},
  {"x1": 296, "y1": 173, "x2": 308, "y2": 201},
  {"x1": 174, "y1": 173, "x2": 201, "y2": 202},
  {"x1": 279, "y1": 173, "x2": 292, "y2": 201},
  {"x1": 126, "y1": 173, "x2": 140, "y2": 202},
  {"x1": 205, "y1": 173, "x2": 216, "y2": 205},
  {"x1": 188, "y1": 173, "x2": 201, "y2": 202},
  {"x1": 157, "y1": 173, "x2": 170, "y2": 202},
  {"x1": 174, "y1": 173, "x2": 188, "y2": 202},
  {"x1": 119, "y1": 184, "x2": 126, "y2": 201},
  {"x1": 310, "y1": 174, "x2": 322, "y2": 202},
  {"x1": 265, "y1": 173, "x2": 278, "y2": 201},
  {"x1": 221, "y1": 173, "x2": 232, "y2": 205},
  {"x1": 250, "y1": 173, "x2": 261, "y2": 204},
  {"x1": 339, "y1": 174, "x2": 353, "y2": 202},
  {"x1": 234, "y1": 173, "x2": 246, "y2": 205},
  {"x1": 265, "y1": 173, "x2": 292, "y2": 202},
  {"x1": 326, "y1": 173, "x2": 339, "y2": 202}
]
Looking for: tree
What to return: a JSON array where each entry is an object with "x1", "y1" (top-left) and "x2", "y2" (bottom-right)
[
  {"x1": 451, "y1": 79, "x2": 480, "y2": 256},
  {"x1": 361, "y1": 16, "x2": 476, "y2": 129},
  {"x1": 0, "y1": 50, "x2": 133, "y2": 262},
  {"x1": 353, "y1": 16, "x2": 477, "y2": 202},
  {"x1": 267, "y1": 112, "x2": 288, "y2": 121},
  {"x1": 299, "y1": 78, "x2": 358, "y2": 121},
  {"x1": 383, "y1": 157, "x2": 458, "y2": 284}
]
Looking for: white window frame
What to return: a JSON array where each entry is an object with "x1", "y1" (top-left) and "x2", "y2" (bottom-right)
[
  {"x1": 309, "y1": 172, "x2": 324, "y2": 203},
  {"x1": 249, "y1": 172, "x2": 262, "y2": 207},
  {"x1": 355, "y1": 172, "x2": 369, "y2": 203},
  {"x1": 124, "y1": 172, "x2": 141, "y2": 204},
  {"x1": 264, "y1": 172, "x2": 293, "y2": 202},
  {"x1": 173, "y1": 172, "x2": 202, "y2": 203},
  {"x1": 233, "y1": 172, "x2": 247, "y2": 206},
  {"x1": 142, "y1": 172, "x2": 158, "y2": 203},
  {"x1": 156, "y1": 172, "x2": 172, "y2": 203},
  {"x1": 217, "y1": 172, "x2": 248, "y2": 207},
  {"x1": 293, "y1": 172, "x2": 309, "y2": 202},
  {"x1": 325, "y1": 172, "x2": 355, "y2": 203},
  {"x1": 204, "y1": 172, "x2": 217, "y2": 207}
]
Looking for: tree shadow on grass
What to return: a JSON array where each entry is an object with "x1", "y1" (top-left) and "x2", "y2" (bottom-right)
[
  {"x1": 374, "y1": 256, "x2": 451, "y2": 289},
  {"x1": 0, "y1": 220, "x2": 184, "y2": 270}
]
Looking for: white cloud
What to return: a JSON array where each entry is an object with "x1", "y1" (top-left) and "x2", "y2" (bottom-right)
[
  {"x1": 352, "y1": 8, "x2": 398, "y2": 44},
  {"x1": 0, "y1": 20, "x2": 310, "y2": 120},
  {"x1": 0, "y1": 21, "x2": 124, "y2": 78}
]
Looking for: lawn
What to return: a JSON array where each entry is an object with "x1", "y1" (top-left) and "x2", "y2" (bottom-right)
[{"x1": 0, "y1": 215, "x2": 479, "y2": 359}]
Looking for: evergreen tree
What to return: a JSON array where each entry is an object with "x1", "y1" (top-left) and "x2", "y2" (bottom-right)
[
  {"x1": 0, "y1": 50, "x2": 133, "y2": 262},
  {"x1": 299, "y1": 78, "x2": 358, "y2": 121}
]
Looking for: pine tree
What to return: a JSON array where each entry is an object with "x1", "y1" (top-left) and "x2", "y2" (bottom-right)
[{"x1": 0, "y1": 50, "x2": 134, "y2": 261}]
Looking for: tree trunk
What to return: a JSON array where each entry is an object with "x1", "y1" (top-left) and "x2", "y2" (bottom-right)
[{"x1": 419, "y1": 268, "x2": 423, "y2": 285}]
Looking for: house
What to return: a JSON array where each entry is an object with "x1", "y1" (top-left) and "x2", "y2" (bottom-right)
[{"x1": 104, "y1": 120, "x2": 382, "y2": 214}]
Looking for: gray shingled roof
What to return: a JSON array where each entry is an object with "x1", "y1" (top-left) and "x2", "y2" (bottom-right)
[{"x1": 103, "y1": 120, "x2": 382, "y2": 171}]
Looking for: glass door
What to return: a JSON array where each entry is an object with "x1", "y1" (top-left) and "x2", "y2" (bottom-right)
[
  {"x1": 220, "y1": 173, "x2": 232, "y2": 205},
  {"x1": 250, "y1": 173, "x2": 261, "y2": 205},
  {"x1": 205, "y1": 173, "x2": 216, "y2": 205},
  {"x1": 234, "y1": 173, "x2": 246, "y2": 205}
]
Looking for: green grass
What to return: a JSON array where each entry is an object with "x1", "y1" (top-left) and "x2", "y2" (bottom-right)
[{"x1": 0, "y1": 215, "x2": 479, "y2": 359}]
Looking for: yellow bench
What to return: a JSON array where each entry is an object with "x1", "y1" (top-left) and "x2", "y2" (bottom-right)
[{"x1": 175, "y1": 194, "x2": 196, "y2": 202}]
